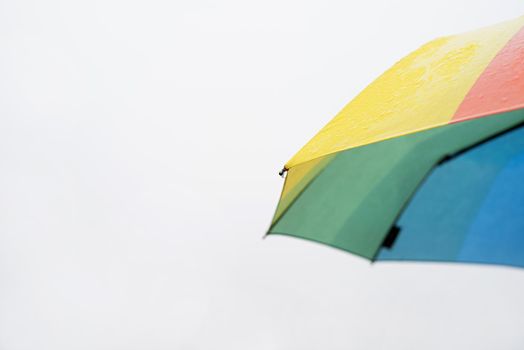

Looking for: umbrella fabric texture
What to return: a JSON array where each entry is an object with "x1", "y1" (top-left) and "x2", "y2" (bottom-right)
[{"x1": 268, "y1": 15, "x2": 524, "y2": 268}]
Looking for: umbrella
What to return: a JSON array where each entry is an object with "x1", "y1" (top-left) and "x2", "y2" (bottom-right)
[{"x1": 267, "y1": 15, "x2": 524, "y2": 268}]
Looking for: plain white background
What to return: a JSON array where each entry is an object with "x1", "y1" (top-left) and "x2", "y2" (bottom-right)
[{"x1": 1, "y1": 1, "x2": 524, "y2": 349}]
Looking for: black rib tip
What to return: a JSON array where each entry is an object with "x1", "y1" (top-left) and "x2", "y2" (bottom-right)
[{"x1": 382, "y1": 225, "x2": 401, "y2": 249}]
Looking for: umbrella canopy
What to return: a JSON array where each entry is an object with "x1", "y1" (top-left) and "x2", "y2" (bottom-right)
[{"x1": 268, "y1": 15, "x2": 524, "y2": 268}]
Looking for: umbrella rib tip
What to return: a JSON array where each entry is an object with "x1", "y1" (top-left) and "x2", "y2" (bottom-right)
[{"x1": 278, "y1": 167, "x2": 288, "y2": 178}]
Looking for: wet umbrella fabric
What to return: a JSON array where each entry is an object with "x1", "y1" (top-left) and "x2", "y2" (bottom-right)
[{"x1": 268, "y1": 15, "x2": 524, "y2": 268}]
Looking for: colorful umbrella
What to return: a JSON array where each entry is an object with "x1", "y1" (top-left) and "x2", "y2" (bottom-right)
[{"x1": 268, "y1": 15, "x2": 524, "y2": 268}]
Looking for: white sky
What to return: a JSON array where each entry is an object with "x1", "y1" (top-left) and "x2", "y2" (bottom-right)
[{"x1": 1, "y1": 1, "x2": 524, "y2": 349}]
